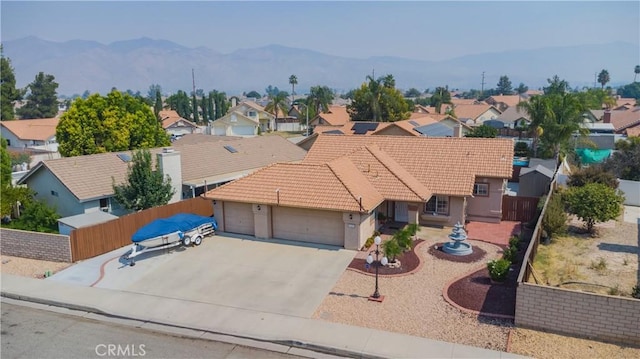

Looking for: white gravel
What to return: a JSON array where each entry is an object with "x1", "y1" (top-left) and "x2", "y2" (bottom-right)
[{"x1": 312, "y1": 227, "x2": 512, "y2": 351}]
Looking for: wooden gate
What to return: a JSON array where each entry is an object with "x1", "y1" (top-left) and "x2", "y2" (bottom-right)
[
  {"x1": 501, "y1": 196, "x2": 539, "y2": 222},
  {"x1": 69, "y1": 197, "x2": 213, "y2": 262}
]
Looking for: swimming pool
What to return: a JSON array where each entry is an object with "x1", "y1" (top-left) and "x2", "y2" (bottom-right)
[{"x1": 513, "y1": 157, "x2": 529, "y2": 167}]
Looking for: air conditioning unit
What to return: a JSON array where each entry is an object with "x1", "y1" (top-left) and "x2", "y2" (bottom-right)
[{"x1": 100, "y1": 207, "x2": 109, "y2": 213}]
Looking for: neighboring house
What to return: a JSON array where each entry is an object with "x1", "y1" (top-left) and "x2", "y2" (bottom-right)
[
  {"x1": 603, "y1": 108, "x2": 640, "y2": 135},
  {"x1": 308, "y1": 106, "x2": 350, "y2": 128},
  {"x1": 582, "y1": 109, "x2": 605, "y2": 123},
  {"x1": 212, "y1": 101, "x2": 275, "y2": 135},
  {"x1": 626, "y1": 126, "x2": 640, "y2": 137},
  {"x1": 484, "y1": 95, "x2": 523, "y2": 112},
  {"x1": 0, "y1": 118, "x2": 62, "y2": 168},
  {"x1": 450, "y1": 98, "x2": 482, "y2": 106},
  {"x1": 497, "y1": 107, "x2": 531, "y2": 129},
  {"x1": 206, "y1": 135, "x2": 513, "y2": 249},
  {"x1": 447, "y1": 104, "x2": 502, "y2": 126},
  {"x1": 17, "y1": 136, "x2": 306, "y2": 218},
  {"x1": 158, "y1": 110, "x2": 199, "y2": 138}
]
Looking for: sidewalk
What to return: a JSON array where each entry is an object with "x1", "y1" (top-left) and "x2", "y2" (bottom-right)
[{"x1": 1, "y1": 273, "x2": 526, "y2": 359}]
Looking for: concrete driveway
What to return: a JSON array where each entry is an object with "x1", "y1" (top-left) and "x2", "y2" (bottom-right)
[{"x1": 49, "y1": 234, "x2": 355, "y2": 318}]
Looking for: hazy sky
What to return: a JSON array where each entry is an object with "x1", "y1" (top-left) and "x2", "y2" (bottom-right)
[{"x1": 2, "y1": 1, "x2": 639, "y2": 61}]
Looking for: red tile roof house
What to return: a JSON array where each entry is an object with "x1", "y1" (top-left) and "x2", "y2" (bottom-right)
[
  {"x1": 602, "y1": 107, "x2": 640, "y2": 136},
  {"x1": 17, "y1": 136, "x2": 306, "y2": 218},
  {"x1": 158, "y1": 110, "x2": 200, "y2": 138},
  {"x1": 204, "y1": 135, "x2": 514, "y2": 250},
  {"x1": 0, "y1": 117, "x2": 62, "y2": 167}
]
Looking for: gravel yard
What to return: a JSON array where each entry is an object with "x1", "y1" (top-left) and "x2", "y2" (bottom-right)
[{"x1": 0, "y1": 255, "x2": 71, "y2": 278}]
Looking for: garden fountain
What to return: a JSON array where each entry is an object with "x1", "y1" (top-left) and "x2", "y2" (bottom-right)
[{"x1": 442, "y1": 222, "x2": 473, "y2": 256}]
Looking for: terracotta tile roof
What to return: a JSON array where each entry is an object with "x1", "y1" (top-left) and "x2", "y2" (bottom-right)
[
  {"x1": 158, "y1": 109, "x2": 197, "y2": 129},
  {"x1": 204, "y1": 161, "x2": 384, "y2": 212},
  {"x1": 616, "y1": 98, "x2": 637, "y2": 108},
  {"x1": 609, "y1": 108, "x2": 640, "y2": 132},
  {"x1": 450, "y1": 104, "x2": 497, "y2": 121},
  {"x1": 314, "y1": 121, "x2": 392, "y2": 136},
  {"x1": 18, "y1": 136, "x2": 306, "y2": 201},
  {"x1": 345, "y1": 146, "x2": 432, "y2": 202},
  {"x1": 486, "y1": 95, "x2": 522, "y2": 108},
  {"x1": 1, "y1": 118, "x2": 59, "y2": 141},
  {"x1": 625, "y1": 126, "x2": 640, "y2": 137},
  {"x1": 311, "y1": 106, "x2": 350, "y2": 126},
  {"x1": 304, "y1": 135, "x2": 513, "y2": 196},
  {"x1": 451, "y1": 98, "x2": 481, "y2": 106}
]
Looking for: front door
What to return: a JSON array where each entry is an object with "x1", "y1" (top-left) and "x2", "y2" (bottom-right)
[{"x1": 394, "y1": 202, "x2": 408, "y2": 222}]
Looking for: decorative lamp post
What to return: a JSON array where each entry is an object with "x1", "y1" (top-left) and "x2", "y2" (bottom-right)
[{"x1": 366, "y1": 235, "x2": 388, "y2": 301}]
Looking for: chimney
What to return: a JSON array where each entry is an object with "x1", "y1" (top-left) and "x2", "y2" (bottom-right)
[
  {"x1": 230, "y1": 97, "x2": 238, "y2": 107},
  {"x1": 453, "y1": 124, "x2": 463, "y2": 138},
  {"x1": 603, "y1": 110, "x2": 611, "y2": 124},
  {"x1": 157, "y1": 148, "x2": 182, "y2": 203}
]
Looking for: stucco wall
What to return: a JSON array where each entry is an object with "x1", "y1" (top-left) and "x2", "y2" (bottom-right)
[
  {"x1": 420, "y1": 196, "x2": 465, "y2": 227},
  {"x1": 516, "y1": 282, "x2": 640, "y2": 346},
  {"x1": 0, "y1": 228, "x2": 72, "y2": 262},
  {"x1": 27, "y1": 167, "x2": 85, "y2": 217},
  {"x1": 467, "y1": 177, "x2": 503, "y2": 223},
  {"x1": 618, "y1": 179, "x2": 640, "y2": 206}
]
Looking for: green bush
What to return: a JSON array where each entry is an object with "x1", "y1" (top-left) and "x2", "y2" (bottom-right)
[
  {"x1": 542, "y1": 193, "x2": 567, "y2": 239},
  {"x1": 487, "y1": 259, "x2": 511, "y2": 282},
  {"x1": 382, "y1": 237, "x2": 402, "y2": 262},
  {"x1": 632, "y1": 285, "x2": 640, "y2": 299},
  {"x1": 514, "y1": 142, "x2": 529, "y2": 157},
  {"x1": 508, "y1": 236, "x2": 521, "y2": 249},
  {"x1": 405, "y1": 223, "x2": 419, "y2": 238},
  {"x1": 502, "y1": 246, "x2": 518, "y2": 263},
  {"x1": 394, "y1": 228, "x2": 413, "y2": 252}
]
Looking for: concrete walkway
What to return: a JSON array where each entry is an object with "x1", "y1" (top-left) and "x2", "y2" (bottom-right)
[{"x1": 1, "y1": 273, "x2": 526, "y2": 358}]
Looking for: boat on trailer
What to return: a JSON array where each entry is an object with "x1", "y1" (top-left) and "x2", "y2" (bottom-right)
[{"x1": 124, "y1": 213, "x2": 217, "y2": 265}]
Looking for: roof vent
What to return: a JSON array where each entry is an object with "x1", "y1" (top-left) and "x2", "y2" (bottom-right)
[{"x1": 224, "y1": 145, "x2": 238, "y2": 153}]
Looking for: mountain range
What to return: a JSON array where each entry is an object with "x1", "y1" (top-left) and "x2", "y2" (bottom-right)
[{"x1": 2, "y1": 36, "x2": 638, "y2": 96}]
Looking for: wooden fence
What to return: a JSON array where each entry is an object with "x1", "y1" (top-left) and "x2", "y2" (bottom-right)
[
  {"x1": 69, "y1": 197, "x2": 213, "y2": 262},
  {"x1": 501, "y1": 196, "x2": 539, "y2": 222}
]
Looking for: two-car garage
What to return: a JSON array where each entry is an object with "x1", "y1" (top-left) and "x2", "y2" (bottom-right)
[{"x1": 220, "y1": 201, "x2": 345, "y2": 247}]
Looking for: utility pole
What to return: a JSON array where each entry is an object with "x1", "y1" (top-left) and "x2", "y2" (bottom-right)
[
  {"x1": 192, "y1": 68, "x2": 196, "y2": 95},
  {"x1": 480, "y1": 71, "x2": 486, "y2": 98}
]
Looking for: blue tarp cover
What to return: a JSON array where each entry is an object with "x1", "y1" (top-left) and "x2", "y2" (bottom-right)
[{"x1": 132, "y1": 213, "x2": 218, "y2": 243}]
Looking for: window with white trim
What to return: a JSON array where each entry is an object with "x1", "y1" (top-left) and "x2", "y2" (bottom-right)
[
  {"x1": 424, "y1": 196, "x2": 449, "y2": 215},
  {"x1": 473, "y1": 183, "x2": 489, "y2": 196}
]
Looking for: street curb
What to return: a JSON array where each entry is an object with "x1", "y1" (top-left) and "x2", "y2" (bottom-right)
[{"x1": 1, "y1": 292, "x2": 382, "y2": 359}]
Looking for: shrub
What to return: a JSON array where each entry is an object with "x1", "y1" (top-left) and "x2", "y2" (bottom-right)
[
  {"x1": 514, "y1": 142, "x2": 529, "y2": 157},
  {"x1": 363, "y1": 237, "x2": 374, "y2": 250},
  {"x1": 405, "y1": 223, "x2": 419, "y2": 238},
  {"x1": 502, "y1": 246, "x2": 518, "y2": 263},
  {"x1": 542, "y1": 193, "x2": 567, "y2": 239},
  {"x1": 567, "y1": 165, "x2": 618, "y2": 189},
  {"x1": 382, "y1": 237, "x2": 402, "y2": 262},
  {"x1": 589, "y1": 257, "x2": 608, "y2": 272},
  {"x1": 487, "y1": 259, "x2": 511, "y2": 282},
  {"x1": 632, "y1": 285, "x2": 640, "y2": 299},
  {"x1": 508, "y1": 236, "x2": 521, "y2": 250},
  {"x1": 395, "y1": 228, "x2": 413, "y2": 252},
  {"x1": 564, "y1": 183, "x2": 624, "y2": 235}
]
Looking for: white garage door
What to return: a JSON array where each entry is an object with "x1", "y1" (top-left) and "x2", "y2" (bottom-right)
[
  {"x1": 213, "y1": 126, "x2": 226, "y2": 136},
  {"x1": 231, "y1": 126, "x2": 255, "y2": 136},
  {"x1": 224, "y1": 202, "x2": 254, "y2": 235},
  {"x1": 272, "y1": 207, "x2": 344, "y2": 246}
]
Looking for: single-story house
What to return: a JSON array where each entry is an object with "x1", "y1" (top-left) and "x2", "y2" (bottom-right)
[
  {"x1": 308, "y1": 106, "x2": 350, "y2": 128},
  {"x1": 158, "y1": 110, "x2": 199, "y2": 138},
  {"x1": 447, "y1": 104, "x2": 502, "y2": 126},
  {"x1": 17, "y1": 136, "x2": 306, "y2": 218},
  {"x1": 497, "y1": 107, "x2": 531, "y2": 129},
  {"x1": 211, "y1": 101, "x2": 275, "y2": 135},
  {"x1": 603, "y1": 108, "x2": 640, "y2": 135},
  {"x1": 484, "y1": 95, "x2": 523, "y2": 112},
  {"x1": 0, "y1": 117, "x2": 62, "y2": 168},
  {"x1": 205, "y1": 134, "x2": 513, "y2": 249}
]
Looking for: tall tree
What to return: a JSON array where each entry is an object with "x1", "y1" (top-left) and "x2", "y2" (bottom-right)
[
  {"x1": 209, "y1": 90, "x2": 229, "y2": 120},
  {"x1": 347, "y1": 74, "x2": 409, "y2": 122},
  {"x1": 166, "y1": 90, "x2": 191, "y2": 119},
  {"x1": 404, "y1": 88, "x2": 422, "y2": 98},
  {"x1": 635, "y1": 65, "x2": 640, "y2": 82},
  {"x1": 56, "y1": 90, "x2": 169, "y2": 157},
  {"x1": 496, "y1": 75, "x2": 514, "y2": 95},
  {"x1": 517, "y1": 94, "x2": 551, "y2": 157},
  {"x1": 1, "y1": 48, "x2": 23, "y2": 120},
  {"x1": 516, "y1": 83, "x2": 529, "y2": 96},
  {"x1": 597, "y1": 69, "x2": 610, "y2": 89},
  {"x1": 200, "y1": 93, "x2": 208, "y2": 122},
  {"x1": 1, "y1": 137, "x2": 11, "y2": 186},
  {"x1": 153, "y1": 90, "x2": 163, "y2": 118},
  {"x1": 245, "y1": 91, "x2": 261, "y2": 99},
  {"x1": 430, "y1": 86, "x2": 452, "y2": 114},
  {"x1": 191, "y1": 92, "x2": 199, "y2": 123},
  {"x1": 112, "y1": 149, "x2": 174, "y2": 212},
  {"x1": 16, "y1": 72, "x2": 59, "y2": 119},
  {"x1": 264, "y1": 91, "x2": 289, "y2": 124},
  {"x1": 289, "y1": 74, "x2": 298, "y2": 103},
  {"x1": 543, "y1": 75, "x2": 569, "y2": 95},
  {"x1": 306, "y1": 85, "x2": 334, "y2": 118},
  {"x1": 603, "y1": 137, "x2": 640, "y2": 181},
  {"x1": 147, "y1": 84, "x2": 162, "y2": 106}
]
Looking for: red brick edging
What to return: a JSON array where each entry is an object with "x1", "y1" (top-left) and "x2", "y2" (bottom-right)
[{"x1": 346, "y1": 240, "x2": 427, "y2": 278}]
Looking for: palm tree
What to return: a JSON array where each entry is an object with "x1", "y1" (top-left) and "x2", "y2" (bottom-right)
[
  {"x1": 517, "y1": 95, "x2": 552, "y2": 158},
  {"x1": 306, "y1": 85, "x2": 334, "y2": 116},
  {"x1": 289, "y1": 74, "x2": 297, "y2": 104},
  {"x1": 264, "y1": 91, "x2": 289, "y2": 131},
  {"x1": 635, "y1": 65, "x2": 640, "y2": 82},
  {"x1": 365, "y1": 75, "x2": 383, "y2": 121},
  {"x1": 542, "y1": 93, "x2": 587, "y2": 160},
  {"x1": 597, "y1": 69, "x2": 610, "y2": 89}
]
